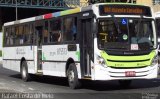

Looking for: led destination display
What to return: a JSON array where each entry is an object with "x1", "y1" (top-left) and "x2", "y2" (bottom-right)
[{"x1": 99, "y1": 5, "x2": 151, "y2": 17}]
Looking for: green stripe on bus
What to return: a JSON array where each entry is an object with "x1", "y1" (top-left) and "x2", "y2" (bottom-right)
[
  {"x1": 100, "y1": 50, "x2": 156, "y2": 68},
  {"x1": 60, "y1": 8, "x2": 80, "y2": 16},
  {"x1": 76, "y1": 51, "x2": 80, "y2": 61},
  {"x1": 42, "y1": 52, "x2": 47, "y2": 60}
]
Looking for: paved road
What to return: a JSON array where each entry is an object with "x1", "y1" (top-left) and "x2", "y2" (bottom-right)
[{"x1": 0, "y1": 64, "x2": 160, "y2": 99}]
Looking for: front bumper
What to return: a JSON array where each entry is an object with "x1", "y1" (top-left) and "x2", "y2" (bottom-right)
[{"x1": 93, "y1": 63, "x2": 159, "y2": 80}]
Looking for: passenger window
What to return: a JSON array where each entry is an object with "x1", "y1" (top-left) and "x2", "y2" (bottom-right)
[
  {"x1": 49, "y1": 19, "x2": 62, "y2": 43},
  {"x1": 43, "y1": 21, "x2": 49, "y2": 43},
  {"x1": 24, "y1": 24, "x2": 30, "y2": 44},
  {"x1": 4, "y1": 28, "x2": 10, "y2": 46},
  {"x1": 30, "y1": 24, "x2": 34, "y2": 44},
  {"x1": 63, "y1": 17, "x2": 77, "y2": 41},
  {"x1": 10, "y1": 27, "x2": 15, "y2": 45}
]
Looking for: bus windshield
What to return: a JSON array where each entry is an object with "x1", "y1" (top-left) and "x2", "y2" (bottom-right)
[{"x1": 98, "y1": 18, "x2": 156, "y2": 51}]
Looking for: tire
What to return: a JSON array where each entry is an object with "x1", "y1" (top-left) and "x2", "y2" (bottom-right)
[
  {"x1": 67, "y1": 63, "x2": 81, "y2": 89},
  {"x1": 119, "y1": 80, "x2": 132, "y2": 88},
  {"x1": 21, "y1": 61, "x2": 30, "y2": 82}
]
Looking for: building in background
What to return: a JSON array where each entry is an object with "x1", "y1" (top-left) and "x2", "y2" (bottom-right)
[
  {"x1": 153, "y1": 0, "x2": 160, "y2": 4},
  {"x1": 152, "y1": 0, "x2": 160, "y2": 12},
  {"x1": 137, "y1": 0, "x2": 160, "y2": 12}
]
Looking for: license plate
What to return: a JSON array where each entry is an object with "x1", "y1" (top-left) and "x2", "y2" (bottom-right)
[{"x1": 125, "y1": 71, "x2": 136, "y2": 77}]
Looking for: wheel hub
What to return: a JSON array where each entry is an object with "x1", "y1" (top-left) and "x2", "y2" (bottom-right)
[
  {"x1": 68, "y1": 70, "x2": 74, "y2": 83},
  {"x1": 22, "y1": 66, "x2": 26, "y2": 78}
]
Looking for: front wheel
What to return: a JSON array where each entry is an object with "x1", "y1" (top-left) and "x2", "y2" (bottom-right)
[
  {"x1": 118, "y1": 80, "x2": 132, "y2": 88},
  {"x1": 67, "y1": 63, "x2": 81, "y2": 89},
  {"x1": 21, "y1": 61, "x2": 30, "y2": 82}
]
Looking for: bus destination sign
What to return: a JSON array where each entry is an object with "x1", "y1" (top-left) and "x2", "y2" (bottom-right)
[{"x1": 99, "y1": 5, "x2": 151, "y2": 17}]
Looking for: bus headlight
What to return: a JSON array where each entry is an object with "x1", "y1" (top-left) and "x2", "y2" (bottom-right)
[
  {"x1": 96, "y1": 55, "x2": 106, "y2": 67},
  {"x1": 151, "y1": 55, "x2": 158, "y2": 66}
]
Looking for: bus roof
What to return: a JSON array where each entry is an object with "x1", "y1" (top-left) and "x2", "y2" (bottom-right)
[
  {"x1": 3, "y1": 3, "x2": 149, "y2": 27},
  {"x1": 4, "y1": 7, "x2": 81, "y2": 26}
]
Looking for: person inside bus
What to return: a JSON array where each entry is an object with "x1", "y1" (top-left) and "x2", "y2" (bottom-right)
[
  {"x1": 69, "y1": 18, "x2": 77, "y2": 41},
  {"x1": 108, "y1": 24, "x2": 116, "y2": 42},
  {"x1": 130, "y1": 20, "x2": 153, "y2": 46},
  {"x1": 50, "y1": 30, "x2": 61, "y2": 42},
  {"x1": 71, "y1": 24, "x2": 77, "y2": 41},
  {"x1": 130, "y1": 20, "x2": 139, "y2": 44},
  {"x1": 43, "y1": 29, "x2": 48, "y2": 43},
  {"x1": 9, "y1": 32, "x2": 14, "y2": 45},
  {"x1": 137, "y1": 24, "x2": 153, "y2": 46},
  {"x1": 57, "y1": 30, "x2": 62, "y2": 42}
]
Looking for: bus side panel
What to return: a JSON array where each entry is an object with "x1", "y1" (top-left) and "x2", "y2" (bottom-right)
[
  {"x1": 41, "y1": 44, "x2": 81, "y2": 78},
  {"x1": 3, "y1": 46, "x2": 35, "y2": 73},
  {"x1": 3, "y1": 47, "x2": 18, "y2": 72},
  {"x1": 42, "y1": 45, "x2": 64, "y2": 76},
  {"x1": 32, "y1": 46, "x2": 37, "y2": 74}
]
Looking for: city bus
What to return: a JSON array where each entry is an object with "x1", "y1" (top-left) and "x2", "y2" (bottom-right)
[{"x1": 3, "y1": 3, "x2": 159, "y2": 89}]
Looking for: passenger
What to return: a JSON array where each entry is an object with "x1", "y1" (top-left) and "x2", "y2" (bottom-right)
[
  {"x1": 51, "y1": 30, "x2": 62, "y2": 42},
  {"x1": 72, "y1": 25, "x2": 77, "y2": 40},
  {"x1": 58, "y1": 31, "x2": 62, "y2": 42},
  {"x1": 43, "y1": 29, "x2": 48, "y2": 43}
]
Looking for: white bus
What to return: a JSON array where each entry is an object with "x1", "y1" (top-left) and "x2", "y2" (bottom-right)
[{"x1": 3, "y1": 3, "x2": 159, "y2": 89}]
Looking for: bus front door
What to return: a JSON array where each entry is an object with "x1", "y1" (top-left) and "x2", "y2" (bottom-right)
[
  {"x1": 35, "y1": 26, "x2": 43, "y2": 74},
  {"x1": 80, "y1": 18, "x2": 93, "y2": 77}
]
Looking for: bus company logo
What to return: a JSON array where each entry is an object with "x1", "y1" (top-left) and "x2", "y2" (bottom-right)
[
  {"x1": 16, "y1": 48, "x2": 26, "y2": 55},
  {"x1": 137, "y1": 63, "x2": 145, "y2": 66},
  {"x1": 115, "y1": 64, "x2": 123, "y2": 67},
  {"x1": 123, "y1": 52, "x2": 134, "y2": 55}
]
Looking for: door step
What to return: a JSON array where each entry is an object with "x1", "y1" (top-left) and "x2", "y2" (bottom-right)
[
  {"x1": 84, "y1": 74, "x2": 91, "y2": 77},
  {"x1": 36, "y1": 70, "x2": 43, "y2": 75},
  {"x1": 37, "y1": 70, "x2": 42, "y2": 72},
  {"x1": 82, "y1": 76, "x2": 91, "y2": 80}
]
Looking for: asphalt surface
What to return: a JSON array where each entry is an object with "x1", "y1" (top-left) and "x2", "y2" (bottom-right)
[{"x1": 0, "y1": 64, "x2": 160, "y2": 99}]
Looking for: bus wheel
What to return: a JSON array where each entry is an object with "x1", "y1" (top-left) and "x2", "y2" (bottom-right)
[
  {"x1": 21, "y1": 61, "x2": 30, "y2": 82},
  {"x1": 67, "y1": 63, "x2": 81, "y2": 89},
  {"x1": 118, "y1": 80, "x2": 132, "y2": 88}
]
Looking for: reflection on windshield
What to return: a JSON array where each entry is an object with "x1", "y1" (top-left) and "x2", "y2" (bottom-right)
[{"x1": 98, "y1": 18, "x2": 155, "y2": 51}]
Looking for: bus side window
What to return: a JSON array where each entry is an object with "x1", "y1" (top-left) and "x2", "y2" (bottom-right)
[
  {"x1": 10, "y1": 27, "x2": 15, "y2": 45},
  {"x1": 15, "y1": 26, "x2": 19, "y2": 45},
  {"x1": 30, "y1": 24, "x2": 34, "y2": 44},
  {"x1": 49, "y1": 19, "x2": 61, "y2": 43},
  {"x1": 5, "y1": 28, "x2": 10, "y2": 46},
  {"x1": 24, "y1": 24, "x2": 30, "y2": 44},
  {"x1": 43, "y1": 21, "x2": 49, "y2": 43},
  {"x1": 18, "y1": 25, "x2": 24, "y2": 45},
  {"x1": 63, "y1": 17, "x2": 77, "y2": 42},
  {"x1": 50, "y1": 31, "x2": 61, "y2": 42}
]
